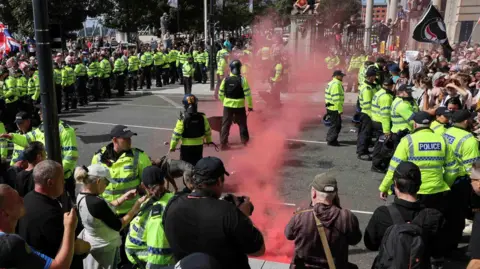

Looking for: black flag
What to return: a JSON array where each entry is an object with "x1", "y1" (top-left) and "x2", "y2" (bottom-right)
[{"x1": 413, "y1": 4, "x2": 453, "y2": 60}]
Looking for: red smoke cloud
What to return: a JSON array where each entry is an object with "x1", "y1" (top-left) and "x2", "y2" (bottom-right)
[{"x1": 218, "y1": 13, "x2": 333, "y2": 263}]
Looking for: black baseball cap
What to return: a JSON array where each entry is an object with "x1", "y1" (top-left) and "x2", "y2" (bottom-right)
[
  {"x1": 413, "y1": 111, "x2": 434, "y2": 124},
  {"x1": 366, "y1": 69, "x2": 377, "y2": 77},
  {"x1": 165, "y1": 253, "x2": 221, "y2": 269},
  {"x1": 193, "y1": 157, "x2": 230, "y2": 184},
  {"x1": 142, "y1": 166, "x2": 165, "y2": 187},
  {"x1": 393, "y1": 161, "x2": 421, "y2": 183},
  {"x1": 397, "y1": 84, "x2": 413, "y2": 92},
  {"x1": 332, "y1": 70, "x2": 345, "y2": 77},
  {"x1": 110, "y1": 125, "x2": 137, "y2": 138},
  {"x1": 451, "y1": 109, "x2": 472, "y2": 123},
  {"x1": 14, "y1": 111, "x2": 31, "y2": 124},
  {"x1": 383, "y1": 78, "x2": 395, "y2": 86},
  {"x1": 435, "y1": 107, "x2": 452, "y2": 118}
]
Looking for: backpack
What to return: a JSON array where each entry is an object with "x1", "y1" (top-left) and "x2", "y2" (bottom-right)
[{"x1": 372, "y1": 205, "x2": 426, "y2": 269}]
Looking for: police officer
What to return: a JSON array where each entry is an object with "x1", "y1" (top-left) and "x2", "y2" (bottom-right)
[
  {"x1": 177, "y1": 46, "x2": 191, "y2": 85},
  {"x1": 87, "y1": 54, "x2": 100, "y2": 101},
  {"x1": 161, "y1": 49, "x2": 171, "y2": 86},
  {"x1": 371, "y1": 78, "x2": 395, "y2": 172},
  {"x1": 430, "y1": 107, "x2": 451, "y2": 135},
  {"x1": 182, "y1": 56, "x2": 195, "y2": 95},
  {"x1": 62, "y1": 59, "x2": 77, "y2": 111},
  {"x1": 113, "y1": 52, "x2": 127, "y2": 97},
  {"x1": 74, "y1": 57, "x2": 88, "y2": 106},
  {"x1": 366, "y1": 57, "x2": 387, "y2": 85},
  {"x1": 16, "y1": 69, "x2": 29, "y2": 113},
  {"x1": 356, "y1": 68, "x2": 378, "y2": 160},
  {"x1": 391, "y1": 84, "x2": 419, "y2": 148},
  {"x1": 28, "y1": 66, "x2": 40, "y2": 105},
  {"x1": 219, "y1": 60, "x2": 253, "y2": 150},
  {"x1": 1, "y1": 108, "x2": 79, "y2": 202},
  {"x1": 99, "y1": 53, "x2": 112, "y2": 98},
  {"x1": 325, "y1": 70, "x2": 345, "y2": 147},
  {"x1": 347, "y1": 50, "x2": 363, "y2": 92},
  {"x1": 142, "y1": 167, "x2": 175, "y2": 268},
  {"x1": 379, "y1": 111, "x2": 458, "y2": 206},
  {"x1": 195, "y1": 46, "x2": 208, "y2": 84},
  {"x1": 8, "y1": 111, "x2": 33, "y2": 166},
  {"x1": 443, "y1": 109, "x2": 480, "y2": 254},
  {"x1": 168, "y1": 47, "x2": 179, "y2": 84},
  {"x1": 3, "y1": 69, "x2": 20, "y2": 131},
  {"x1": 214, "y1": 54, "x2": 228, "y2": 100},
  {"x1": 128, "y1": 50, "x2": 140, "y2": 91},
  {"x1": 140, "y1": 48, "x2": 153, "y2": 89},
  {"x1": 170, "y1": 94, "x2": 212, "y2": 165},
  {"x1": 153, "y1": 49, "x2": 165, "y2": 87},
  {"x1": 267, "y1": 53, "x2": 284, "y2": 107},
  {"x1": 125, "y1": 166, "x2": 174, "y2": 268}
]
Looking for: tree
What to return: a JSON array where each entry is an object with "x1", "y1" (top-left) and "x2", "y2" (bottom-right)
[{"x1": 0, "y1": 0, "x2": 106, "y2": 37}]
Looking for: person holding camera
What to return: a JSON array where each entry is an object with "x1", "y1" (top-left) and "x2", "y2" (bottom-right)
[
  {"x1": 163, "y1": 156, "x2": 265, "y2": 269},
  {"x1": 285, "y1": 172, "x2": 361, "y2": 269}
]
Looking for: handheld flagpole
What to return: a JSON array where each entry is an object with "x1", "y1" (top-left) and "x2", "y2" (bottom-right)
[{"x1": 467, "y1": 16, "x2": 480, "y2": 45}]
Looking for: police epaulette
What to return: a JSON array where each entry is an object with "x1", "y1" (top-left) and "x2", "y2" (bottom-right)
[
  {"x1": 134, "y1": 148, "x2": 145, "y2": 153},
  {"x1": 294, "y1": 209, "x2": 313, "y2": 215}
]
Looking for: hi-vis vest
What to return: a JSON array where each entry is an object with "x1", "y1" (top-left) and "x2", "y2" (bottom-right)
[
  {"x1": 391, "y1": 97, "x2": 419, "y2": 133},
  {"x1": 145, "y1": 193, "x2": 175, "y2": 268},
  {"x1": 443, "y1": 126, "x2": 480, "y2": 180},
  {"x1": 91, "y1": 146, "x2": 151, "y2": 214},
  {"x1": 126, "y1": 197, "x2": 159, "y2": 265}
]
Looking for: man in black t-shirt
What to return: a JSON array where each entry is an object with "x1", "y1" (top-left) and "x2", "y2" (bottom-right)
[
  {"x1": 164, "y1": 157, "x2": 265, "y2": 269},
  {"x1": 14, "y1": 141, "x2": 46, "y2": 197},
  {"x1": 468, "y1": 162, "x2": 480, "y2": 268}
]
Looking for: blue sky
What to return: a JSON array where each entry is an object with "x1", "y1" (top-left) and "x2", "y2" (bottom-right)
[{"x1": 361, "y1": 0, "x2": 387, "y2": 5}]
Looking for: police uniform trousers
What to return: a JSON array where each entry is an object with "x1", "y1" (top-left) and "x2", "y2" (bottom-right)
[
  {"x1": 177, "y1": 63, "x2": 184, "y2": 85},
  {"x1": 114, "y1": 73, "x2": 126, "y2": 97},
  {"x1": 183, "y1": 76, "x2": 193, "y2": 95},
  {"x1": 55, "y1": 84, "x2": 63, "y2": 114},
  {"x1": 140, "y1": 66, "x2": 152, "y2": 89},
  {"x1": 88, "y1": 78, "x2": 100, "y2": 101},
  {"x1": 391, "y1": 130, "x2": 409, "y2": 151},
  {"x1": 356, "y1": 112, "x2": 373, "y2": 155},
  {"x1": 194, "y1": 63, "x2": 202, "y2": 83},
  {"x1": 128, "y1": 71, "x2": 138, "y2": 91},
  {"x1": 221, "y1": 107, "x2": 249, "y2": 145},
  {"x1": 162, "y1": 67, "x2": 170, "y2": 85},
  {"x1": 154, "y1": 66, "x2": 163, "y2": 87},
  {"x1": 444, "y1": 176, "x2": 472, "y2": 253},
  {"x1": 199, "y1": 63, "x2": 207, "y2": 83},
  {"x1": 169, "y1": 65, "x2": 177, "y2": 84},
  {"x1": 101, "y1": 77, "x2": 111, "y2": 99},
  {"x1": 326, "y1": 109, "x2": 342, "y2": 143},
  {"x1": 63, "y1": 84, "x2": 77, "y2": 110},
  {"x1": 180, "y1": 145, "x2": 203, "y2": 166},
  {"x1": 76, "y1": 76, "x2": 88, "y2": 105},
  {"x1": 371, "y1": 121, "x2": 392, "y2": 171}
]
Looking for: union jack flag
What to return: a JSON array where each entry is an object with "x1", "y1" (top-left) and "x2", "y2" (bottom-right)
[{"x1": 0, "y1": 23, "x2": 21, "y2": 54}]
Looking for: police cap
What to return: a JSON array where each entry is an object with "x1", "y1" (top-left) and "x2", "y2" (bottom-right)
[
  {"x1": 332, "y1": 70, "x2": 345, "y2": 77},
  {"x1": 397, "y1": 84, "x2": 413, "y2": 93},
  {"x1": 383, "y1": 77, "x2": 395, "y2": 86},
  {"x1": 451, "y1": 109, "x2": 472, "y2": 123},
  {"x1": 413, "y1": 111, "x2": 433, "y2": 125},
  {"x1": 365, "y1": 69, "x2": 377, "y2": 77},
  {"x1": 435, "y1": 107, "x2": 452, "y2": 118}
]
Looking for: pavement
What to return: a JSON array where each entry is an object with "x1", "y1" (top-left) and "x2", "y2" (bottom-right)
[{"x1": 63, "y1": 82, "x2": 468, "y2": 269}]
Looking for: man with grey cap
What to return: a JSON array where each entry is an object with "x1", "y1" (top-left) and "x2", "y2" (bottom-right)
[
  {"x1": 285, "y1": 172, "x2": 361, "y2": 269},
  {"x1": 164, "y1": 156, "x2": 265, "y2": 269}
]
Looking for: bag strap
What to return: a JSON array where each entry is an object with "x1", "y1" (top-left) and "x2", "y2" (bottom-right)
[
  {"x1": 313, "y1": 211, "x2": 337, "y2": 269},
  {"x1": 387, "y1": 205, "x2": 405, "y2": 224}
]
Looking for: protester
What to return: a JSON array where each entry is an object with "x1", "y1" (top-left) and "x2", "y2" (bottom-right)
[
  {"x1": 285, "y1": 172, "x2": 362, "y2": 269},
  {"x1": 164, "y1": 156, "x2": 265, "y2": 269},
  {"x1": 14, "y1": 141, "x2": 46, "y2": 197},
  {"x1": 18, "y1": 160, "x2": 91, "y2": 269},
  {"x1": 468, "y1": 161, "x2": 480, "y2": 269},
  {"x1": 0, "y1": 184, "x2": 78, "y2": 269}
]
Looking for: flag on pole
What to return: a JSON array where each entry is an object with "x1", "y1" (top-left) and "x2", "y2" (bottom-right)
[
  {"x1": 412, "y1": 3, "x2": 453, "y2": 60},
  {"x1": 168, "y1": 0, "x2": 178, "y2": 8},
  {"x1": 249, "y1": 0, "x2": 253, "y2": 13},
  {"x1": 0, "y1": 24, "x2": 20, "y2": 55}
]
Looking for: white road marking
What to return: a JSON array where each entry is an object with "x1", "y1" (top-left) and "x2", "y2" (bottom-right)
[{"x1": 154, "y1": 95, "x2": 183, "y2": 108}]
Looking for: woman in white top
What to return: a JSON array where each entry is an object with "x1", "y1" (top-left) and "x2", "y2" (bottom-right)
[{"x1": 75, "y1": 164, "x2": 147, "y2": 269}]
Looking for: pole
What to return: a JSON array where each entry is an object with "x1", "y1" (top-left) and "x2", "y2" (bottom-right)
[
  {"x1": 363, "y1": 0, "x2": 373, "y2": 52},
  {"x1": 204, "y1": 0, "x2": 208, "y2": 48},
  {"x1": 32, "y1": 0, "x2": 62, "y2": 163},
  {"x1": 209, "y1": 0, "x2": 215, "y2": 91}
]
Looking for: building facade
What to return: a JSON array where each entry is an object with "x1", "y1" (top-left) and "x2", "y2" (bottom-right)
[
  {"x1": 362, "y1": 0, "x2": 388, "y2": 22},
  {"x1": 444, "y1": 0, "x2": 480, "y2": 44}
]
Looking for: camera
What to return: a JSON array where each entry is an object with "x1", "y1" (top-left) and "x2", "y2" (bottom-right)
[{"x1": 222, "y1": 193, "x2": 254, "y2": 216}]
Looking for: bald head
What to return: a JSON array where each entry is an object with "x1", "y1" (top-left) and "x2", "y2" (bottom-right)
[
  {"x1": 0, "y1": 184, "x2": 14, "y2": 210},
  {"x1": 33, "y1": 160, "x2": 64, "y2": 198},
  {"x1": 0, "y1": 184, "x2": 25, "y2": 227}
]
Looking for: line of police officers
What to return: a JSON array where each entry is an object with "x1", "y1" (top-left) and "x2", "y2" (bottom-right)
[{"x1": 325, "y1": 58, "x2": 480, "y2": 259}]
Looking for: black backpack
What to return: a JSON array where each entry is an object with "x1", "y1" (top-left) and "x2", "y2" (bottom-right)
[{"x1": 372, "y1": 205, "x2": 426, "y2": 269}]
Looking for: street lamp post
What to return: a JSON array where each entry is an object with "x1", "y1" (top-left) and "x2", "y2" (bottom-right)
[{"x1": 209, "y1": 0, "x2": 215, "y2": 92}]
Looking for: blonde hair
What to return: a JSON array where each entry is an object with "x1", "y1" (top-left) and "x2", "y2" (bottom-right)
[{"x1": 74, "y1": 166, "x2": 99, "y2": 185}]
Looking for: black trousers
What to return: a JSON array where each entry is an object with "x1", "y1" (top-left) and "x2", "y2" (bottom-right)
[
  {"x1": 5, "y1": 101, "x2": 19, "y2": 132},
  {"x1": 183, "y1": 77, "x2": 192, "y2": 94},
  {"x1": 444, "y1": 176, "x2": 472, "y2": 252},
  {"x1": 169, "y1": 65, "x2": 177, "y2": 83},
  {"x1": 162, "y1": 68, "x2": 170, "y2": 85},
  {"x1": 372, "y1": 121, "x2": 383, "y2": 139},
  {"x1": 221, "y1": 107, "x2": 249, "y2": 145},
  {"x1": 180, "y1": 145, "x2": 203, "y2": 166},
  {"x1": 371, "y1": 121, "x2": 392, "y2": 171},
  {"x1": 63, "y1": 85, "x2": 77, "y2": 110},
  {"x1": 55, "y1": 84, "x2": 63, "y2": 114},
  {"x1": 76, "y1": 76, "x2": 88, "y2": 105},
  {"x1": 115, "y1": 74, "x2": 126, "y2": 96},
  {"x1": 154, "y1": 66, "x2": 163, "y2": 87},
  {"x1": 356, "y1": 112, "x2": 373, "y2": 155},
  {"x1": 140, "y1": 66, "x2": 152, "y2": 89},
  {"x1": 128, "y1": 71, "x2": 138, "y2": 91},
  {"x1": 101, "y1": 77, "x2": 111, "y2": 98},
  {"x1": 88, "y1": 78, "x2": 99, "y2": 101},
  {"x1": 177, "y1": 63, "x2": 184, "y2": 84},
  {"x1": 326, "y1": 109, "x2": 342, "y2": 143},
  {"x1": 199, "y1": 63, "x2": 207, "y2": 83}
]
